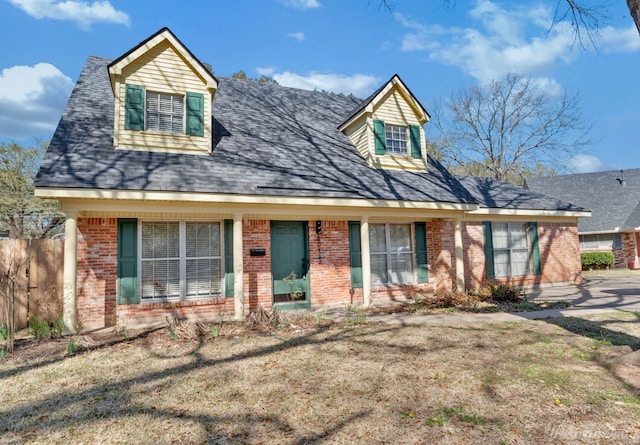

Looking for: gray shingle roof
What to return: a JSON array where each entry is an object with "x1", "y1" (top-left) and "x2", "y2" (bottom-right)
[
  {"x1": 526, "y1": 169, "x2": 640, "y2": 232},
  {"x1": 35, "y1": 56, "x2": 579, "y2": 213},
  {"x1": 457, "y1": 176, "x2": 585, "y2": 212}
]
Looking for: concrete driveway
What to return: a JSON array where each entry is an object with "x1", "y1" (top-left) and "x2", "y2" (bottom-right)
[
  {"x1": 359, "y1": 272, "x2": 640, "y2": 325},
  {"x1": 524, "y1": 273, "x2": 640, "y2": 318}
]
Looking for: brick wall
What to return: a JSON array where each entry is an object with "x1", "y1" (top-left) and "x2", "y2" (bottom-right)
[
  {"x1": 242, "y1": 219, "x2": 272, "y2": 311},
  {"x1": 76, "y1": 217, "x2": 118, "y2": 329},
  {"x1": 427, "y1": 220, "x2": 456, "y2": 292},
  {"x1": 463, "y1": 221, "x2": 582, "y2": 289},
  {"x1": 308, "y1": 220, "x2": 354, "y2": 305},
  {"x1": 622, "y1": 232, "x2": 640, "y2": 269}
]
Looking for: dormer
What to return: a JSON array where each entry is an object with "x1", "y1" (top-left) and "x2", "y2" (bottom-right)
[
  {"x1": 108, "y1": 28, "x2": 218, "y2": 155},
  {"x1": 339, "y1": 75, "x2": 430, "y2": 171}
]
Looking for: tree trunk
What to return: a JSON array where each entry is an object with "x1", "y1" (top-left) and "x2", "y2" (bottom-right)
[{"x1": 629, "y1": 0, "x2": 640, "y2": 34}]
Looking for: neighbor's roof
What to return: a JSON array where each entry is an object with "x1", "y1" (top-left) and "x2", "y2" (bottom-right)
[
  {"x1": 527, "y1": 169, "x2": 640, "y2": 232},
  {"x1": 36, "y1": 56, "x2": 577, "y2": 213}
]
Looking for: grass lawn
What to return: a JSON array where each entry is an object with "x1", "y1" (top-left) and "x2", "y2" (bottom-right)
[{"x1": 2, "y1": 311, "x2": 640, "y2": 444}]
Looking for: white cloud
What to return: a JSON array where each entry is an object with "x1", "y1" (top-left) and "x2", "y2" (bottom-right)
[
  {"x1": 288, "y1": 31, "x2": 305, "y2": 41},
  {"x1": 257, "y1": 67, "x2": 276, "y2": 77},
  {"x1": 569, "y1": 154, "x2": 608, "y2": 173},
  {"x1": 599, "y1": 25, "x2": 640, "y2": 52},
  {"x1": 272, "y1": 71, "x2": 379, "y2": 97},
  {"x1": 395, "y1": 0, "x2": 638, "y2": 85},
  {"x1": 9, "y1": 0, "x2": 130, "y2": 29},
  {"x1": 278, "y1": 0, "x2": 320, "y2": 9},
  {"x1": 0, "y1": 63, "x2": 74, "y2": 138}
]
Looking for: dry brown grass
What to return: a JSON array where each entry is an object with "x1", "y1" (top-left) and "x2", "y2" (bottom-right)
[{"x1": 2, "y1": 311, "x2": 640, "y2": 444}]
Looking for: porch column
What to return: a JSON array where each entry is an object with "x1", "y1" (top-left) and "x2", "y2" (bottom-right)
[
  {"x1": 454, "y1": 218, "x2": 465, "y2": 291},
  {"x1": 62, "y1": 210, "x2": 77, "y2": 334},
  {"x1": 360, "y1": 216, "x2": 371, "y2": 307},
  {"x1": 233, "y1": 213, "x2": 244, "y2": 320}
]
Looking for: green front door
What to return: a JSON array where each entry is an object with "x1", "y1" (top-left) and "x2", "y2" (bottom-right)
[{"x1": 271, "y1": 221, "x2": 310, "y2": 308}]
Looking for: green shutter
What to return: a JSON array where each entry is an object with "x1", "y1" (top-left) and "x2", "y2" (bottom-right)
[
  {"x1": 483, "y1": 221, "x2": 495, "y2": 280},
  {"x1": 118, "y1": 218, "x2": 138, "y2": 304},
  {"x1": 186, "y1": 92, "x2": 205, "y2": 136},
  {"x1": 348, "y1": 221, "x2": 363, "y2": 288},
  {"x1": 224, "y1": 219, "x2": 234, "y2": 297},
  {"x1": 373, "y1": 119, "x2": 386, "y2": 155},
  {"x1": 124, "y1": 84, "x2": 145, "y2": 131},
  {"x1": 415, "y1": 222, "x2": 429, "y2": 283},
  {"x1": 530, "y1": 222, "x2": 541, "y2": 275},
  {"x1": 409, "y1": 125, "x2": 421, "y2": 159}
]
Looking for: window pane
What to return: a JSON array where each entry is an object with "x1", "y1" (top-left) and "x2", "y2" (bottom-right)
[
  {"x1": 146, "y1": 92, "x2": 184, "y2": 134},
  {"x1": 385, "y1": 124, "x2": 407, "y2": 154},
  {"x1": 369, "y1": 224, "x2": 387, "y2": 253},
  {"x1": 390, "y1": 252, "x2": 414, "y2": 284},
  {"x1": 511, "y1": 249, "x2": 529, "y2": 276},
  {"x1": 389, "y1": 224, "x2": 411, "y2": 251},
  {"x1": 371, "y1": 253, "x2": 388, "y2": 285},
  {"x1": 581, "y1": 234, "x2": 598, "y2": 249},
  {"x1": 492, "y1": 223, "x2": 509, "y2": 249},
  {"x1": 510, "y1": 223, "x2": 527, "y2": 249},
  {"x1": 494, "y1": 250, "x2": 510, "y2": 277},
  {"x1": 613, "y1": 233, "x2": 622, "y2": 249}
]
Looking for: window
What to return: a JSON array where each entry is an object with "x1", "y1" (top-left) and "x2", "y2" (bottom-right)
[
  {"x1": 369, "y1": 223, "x2": 415, "y2": 285},
  {"x1": 579, "y1": 233, "x2": 622, "y2": 250},
  {"x1": 385, "y1": 124, "x2": 408, "y2": 154},
  {"x1": 373, "y1": 119, "x2": 422, "y2": 159},
  {"x1": 124, "y1": 84, "x2": 205, "y2": 136},
  {"x1": 490, "y1": 222, "x2": 529, "y2": 277},
  {"x1": 146, "y1": 92, "x2": 184, "y2": 133},
  {"x1": 140, "y1": 221, "x2": 222, "y2": 300}
]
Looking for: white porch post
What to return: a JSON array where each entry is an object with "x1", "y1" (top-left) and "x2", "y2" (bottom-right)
[
  {"x1": 62, "y1": 210, "x2": 78, "y2": 334},
  {"x1": 454, "y1": 218, "x2": 465, "y2": 291},
  {"x1": 233, "y1": 213, "x2": 244, "y2": 320},
  {"x1": 360, "y1": 216, "x2": 371, "y2": 307}
]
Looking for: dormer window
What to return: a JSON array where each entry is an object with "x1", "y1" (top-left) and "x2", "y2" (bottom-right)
[
  {"x1": 147, "y1": 92, "x2": 184, "y2": 134},
  {"x1": 374, "y1": 119, "x2": 421, "y2": 159},
  {"x1": 385, "y1": 124, "x2": 408, "y2": 155},
  {"x1": 124, "y1": 84, "x2": 204, "y2": 137}
]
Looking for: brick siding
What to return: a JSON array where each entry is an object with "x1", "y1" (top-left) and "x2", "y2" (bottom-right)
[
  {"x1": 74, "y1": 217, "x2": 582, "y2": 329},
  {"x1": 463, "y1": 221, "x2": 582, "y2": 289}
]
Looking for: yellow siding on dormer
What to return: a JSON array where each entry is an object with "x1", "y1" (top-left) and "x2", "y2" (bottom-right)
[
  {"x1": 115, "y1": 41, "x2": 212, "y2": 154},
  {"x1": 371, "y1": 88, "x2": 427, "y2": 171},
  {"x1": 374, "y1": 89, "x2": 419, "y2": 128},
  {"x1": 343, "y1": 114, "x2": 370, "y2": 162}
]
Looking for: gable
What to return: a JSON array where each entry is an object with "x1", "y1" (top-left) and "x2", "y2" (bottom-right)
[
  {"x1": 340, "y1": 75, "x2": 430, "y2": 172},
  {"x1": 109, "y1": 28, "x2": 216, "y2": 155}
]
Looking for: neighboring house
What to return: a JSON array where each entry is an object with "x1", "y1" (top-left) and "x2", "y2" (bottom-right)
[
  {"x1": 34, "y1": 28, "x2": 589, "y2": 331},
  {"x1": 527, "y1": 169, "x2": 640, "y2": 269}
]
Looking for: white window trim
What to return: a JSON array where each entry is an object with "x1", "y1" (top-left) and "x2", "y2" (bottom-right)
[
  {"x1": 385, "y1": 124, "x2": 408, "y2": 155},
  {"x1": 492, "y1": 222, "x2": 529, "y2": 278},
  {"x1": 138, "y1": 219, "x2": 225, "y2": 301},
  {"x1": 145, "y1": 91, "x2": 185, "y2": 134},
  {"x1": 370, "y1": 222, "x2": 417, "y2": 286}
]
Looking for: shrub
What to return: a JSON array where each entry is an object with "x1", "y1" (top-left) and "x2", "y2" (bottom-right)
[
  {"x1": 488, "y1": 284, "x2": 522, "y2": 303},
  {"x1": 581, "y1": 251, "x2": 614, "y2": 270}
]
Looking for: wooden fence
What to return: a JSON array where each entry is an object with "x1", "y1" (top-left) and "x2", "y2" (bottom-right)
[{"x1": 0, "y1": 239, "x2": 64, "y2": 329}]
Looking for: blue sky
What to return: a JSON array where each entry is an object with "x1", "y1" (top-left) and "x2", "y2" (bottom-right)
[{"x1": 1, "y1": 0, "x2": 639, "y2": 173}]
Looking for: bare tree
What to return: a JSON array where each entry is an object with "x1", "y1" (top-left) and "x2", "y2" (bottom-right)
[
  {"x1": 0, "y1": 141, "x2": 63, "y2": 239},
  {"x1": 0, "y1": 245, "x2": 26, "y2": 354},
  {"x1": 431, "y1": 73, "x2": 589, "y2": 183},
  {"x1": 378, "y1": 1, "x2": 640, "y2": 44}
]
